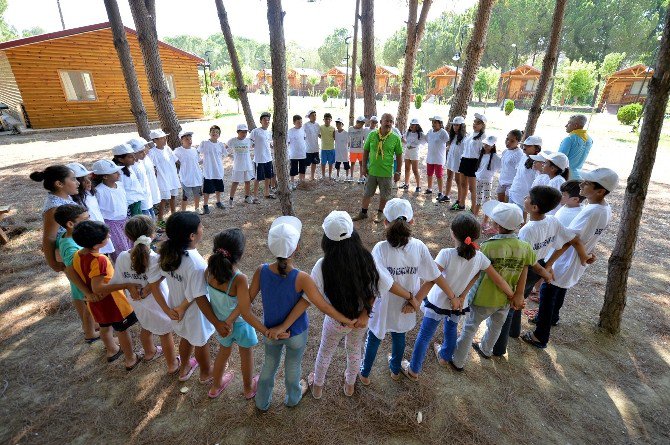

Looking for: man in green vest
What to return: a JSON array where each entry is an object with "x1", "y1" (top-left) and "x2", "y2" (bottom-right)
[{"x1": 352, "y1": 113, "x2": 403, "y2": 223}]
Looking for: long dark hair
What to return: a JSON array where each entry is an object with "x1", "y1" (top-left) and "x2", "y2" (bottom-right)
[
  {"x1": 452, "y1": 213, "x2": 481, "y2": 260},
  {"x1": 449, "y1": 124, "x2": 466, "y2": 144},
  {"x1": 208, "y1": 228, "x2": 245, "y2": 285},
  {"x1": 29, "y1": 165, "x2": 72, "y2": 192},
  {"x1": 385, "y1": 217, "x2": 412, "y2": 248},
  {"x1": 472, "y1": 124, "x2": 486, "y2": 140},
  {"x1": 72, "y1": 175, "x2": 93, "y2": 208},
  {"x1": 125, "y1": 215, "x2": 154, "y2": 274},
  {"x1": 477, "y1": 144, "x2": 497, "y2": 171},
  {"x1": 524, "y1": 145, "x2": 542, "y2": 169},
  {"x1": 546, "y1": 161, "x2": 570, "y2": 180},
  {"x1": 159, "y1": 211, "x2": 201, "y2": 272},
  {"x1": 321, "y1": 230, "x2": 378, "y2": 319},
  {"x1": 112, "y1": 155, "x2": 132, "y2": 177},
  {"x1": 406, "y1": 124, "x2": 424, "y2": 141}
]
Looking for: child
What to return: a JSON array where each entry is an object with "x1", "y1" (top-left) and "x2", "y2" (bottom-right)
[
  {"x1": 173, "y1": 130, "x2": 204, "y2": 213},
  {"x1": 92, "y1": 159, "x2": 132, "y2": 261},
  {"x1": 444, "y1": 116, "x2": 466, "y2": 202},
  {"x1": 227, "y1": 124, "x2": 256, "y2": 206},
  {"x1": 349, "y1": 116, "x2": 368, "y2": 183},
  {"x1": 493, "y1": 186, "x2": 588, "y2": 356},
  {"x1": 450, "y1": 201, "x2": 532, "y2": 371},
  {"x1": 148, "y1": 129, "x2": 181, "y2": 224},
  {"x1": 319, "y1": 113, "x2": 336, "y2": 180},
  {"x1": 361, "y1": 198, "x2": 456, "y2": 383},
  {"x1": 198, "y1": 125, "x2": 227, "y2": 214},
  {"x1": 366, "y1": 115, "x2": 379, "y2": 135},
  {"x1": 496, "y1": 129, "x2": 525, "y2": 203},
  {"x1": 334, "y1": 118, "x2": 351, "y2": 181},
  {"x1": 149, "y1": 211, "x2": 215, "y2": 382},
  {"x1": 127, "y1": 139, "x2": 156, "y2": 218},
  {"x1": 71, "y1": 220, "x2": 142, "y2": 369},
  {"x1": 194, "y1": 228, "x2": 260, "y2": 399},
  {"x1": 424, "y1": 116, "x2": 449, "y2": 199},
  {"x1": 303, "y1": 110, "x2": 321, "y2": 181},
  {"x1": 288, "y1": 114, "x2": 308, "y2": 189},
  {"x1": 453, "y1": 113, "x2": 487, "y2": 212},
  {"x1": 530, "y1": 152, "x2": 570, "y2": 207},
  {"x1": 507, "y1": 135, "x2": 542, "y2": 221},
  {"x1": 554, "y1": 180, "x2": 585, "y2": 227},
  {"x1": 523, "y1": 168, "x2": 618, "y2": 349},
  {"x1": 405, "y1": 213, "x2": 513, "y2": 378},
  {"x1": 130, "y1": 138, "x2": 161, "y2": 215},
  {"x1": 250, "y1": 112, "x2": 277, "y2": 200},
  {"x1": 474, "y1": 135, "x2": 502, "y2": 225},
  {"x1": 402, "y1": 118, "x2": 425, "y2": 192},
  {"x1": 112, "y1": 143, "x2": 144, "y2": 217}
]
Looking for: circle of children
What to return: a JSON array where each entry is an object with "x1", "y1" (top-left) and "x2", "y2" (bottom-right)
[{"x1": 30, "y1": 108, "x2": 619, "y2": 410}]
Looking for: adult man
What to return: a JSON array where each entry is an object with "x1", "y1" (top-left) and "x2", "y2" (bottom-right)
[
  {"x1": 352, "y1": 113, "x2": 403, "y2": 223},
  {"x1": 558, "y1": 114, "x2": 592, "y2": 179},
  {"x1": 250, "y1": 112, "x2": 276, "y2": 201}
]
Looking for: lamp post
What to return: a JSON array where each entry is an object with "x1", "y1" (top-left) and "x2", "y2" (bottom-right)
[
  {"x1": 418, "y1": 48, "x2": 428, "y2": 95},
  {"x1": 452, "y1": 23, "x2": 473, "y2": 95},
  {"x1": 344, "y1": 36, "x2": 351, "y2": 107},
  {"x1": 300, "y1": 56, "x2": 306, "y2": 98},
  {"x1": 257, "y1": 58, "x2": 267, "y2": 93},
  {"x1": 204, "y1": 50, "x2": 212, "y2": 95}
]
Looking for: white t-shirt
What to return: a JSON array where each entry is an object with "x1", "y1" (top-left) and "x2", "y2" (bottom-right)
[
  {"x1": 462, "y1": 133, "x2": 485, "y2": 159},
  {"x1": 446, "y1": 136, "x2": 466, "y2": 171},
  {"x1": 551, "y1": 203, "x2": 612, "y2": 289},
  {"x1": 131, "y1": 162, "x2": 153, "y2": 210},
  {"x1": 499, "y1": 147, "x2": 525, "y2": 186},
  {"x1": 110, "y1": 251, "x2": 173, "y2": 335},
  {"x1": 119, "y1": 166, "x2": 145, "y2": 205},
  {"x1": 334, "y1": 130, "x2": 349, "y2": 162},
  {"x1": 519, "y1": 215, "x2": 575, "y2": 261},
  {"x1": 147, "y1": 147, "x2": 180, "y2": 192},
  {"x1": 425, "y1": 128, "x2": 449, "y2": 165},
  {"x1": 369, "y1": 238, "x2": 441, "y2": 339},
  {"x1": 94, "y1": 182, "x2": 128, "y2": 220},
  {"x1": 173, "y1": 146, "x2": 204, "y2": 187},
  {"x1": 348, "y1": 126, "x2": 367, "y2": 153},
  {"x1": 198, "y1": 140, "x2": 227, "y2": 180},
  {"x1": 475, "y1": 152, "x2": 502, "y2": 182},
  {"x1": 426, "y1": 249, "x2": 490, "y2": 314},
  {"x1": 250, "y1": 127, "x2": 273, "y2": 163},
  {"x1": 142, "y1": 155, "x2": 161, "y2": 204},
  {"x1": 303, "y1": 121, "x2": 320, "y2": 153},
  {"x1": 287, "y1": 127, "x2": 307, "y2": 160},
  {"x1": 508, "y1": 157, "x2": 538, "y2": 205},
  {"x1": 555, "y1": 205, "x2": 583, "y2": 227},
  {"x1": 404, "y1": 131, "x2": 425, "y2": 149},
  {"x1": 227, "y1": 137, "x2": 255, "y2": 172},
  {"x1": 149, "y1": 248, "x2": 215, "y2": 346},
  {"x1": 84, "y1": 192, "x2": 114, "y2": 254}
]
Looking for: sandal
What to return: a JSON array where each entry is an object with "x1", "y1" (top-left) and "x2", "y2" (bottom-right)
[
  {"x1": 471, "y1": 342, "x2": 491, "y2": 360},
  {"x1": 433, "y1": 342, "x2": 448, "y2": 367},
  {"x1": 521, "y1": 331, "x2": 546, "y2": 349},
  {"x1": 400, "y1": 360, "x2": 418, "y2": 381},
  {"x1": 126, "y1": 353, "x2": 144, "y2": 372},
  {"x1": 143, "y1": 345, "x2": 163, "y2": 362},
  {"x1": 359, "y1": 374, "x2": 371, "y2": 386},
  {"x1": 207, "y1": 371, "x2": 235, "y2": 399},
  {"x1": 244, "y1": 375, "x2": 260, "y2": 400},
  {"x1": 308, "y1": 372, "x2": 323, "y2": 399},
  {"x1": 387, "y1": 354, "x2": 400, "y2": 381},
  {"x1": 178, "y1": 357, "x2": 199, "y2": 382},
  {"x1": 85, "y1": 336, "x2": 100, "y2": 344},
  {"x1": 343, "y1": 382, "x2": 355, "y2": 397},
  {"x1": 299, "y1": 378, "x2": 309, "y2": 398},
  {"x1": 168, "y1": 356, "x2": 181, "y2": 375},
  {"x1": 106, "y1": 348, "x2": 123, "y2": 363}
]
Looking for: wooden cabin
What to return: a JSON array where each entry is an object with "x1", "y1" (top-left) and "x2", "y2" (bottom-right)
[
  {"x1": 256, "y1": 68, "x2": 272, "y2": 87},
  {"x1": 0, "y1": 22, "x2": 204, "y2": 130},
  {"x1": 427, "y1": 65, "x2": 458, "y2": 96},
  {"x1": 322, "y1": 66, "x2": 349, "y2": 89},
  {"x1": 496, "y1": 64, "x2": 541, "y2": 102},
  {"x1": 597, "y1": 64, "x2": 653, "y2": 113},
  {"x1": 375, "y1": 65, "x2": 400, "y2": 94},
  {"x1": 288, "y1": 68, "x2": 321, "y2": 91}
]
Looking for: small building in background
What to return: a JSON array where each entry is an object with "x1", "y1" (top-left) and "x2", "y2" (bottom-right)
[
  {"x1": 375, "y1": 65, "x2": 400, "y2": 95},
  {"x1": 322, "y1": 66, "x2": 349, "y2": 90},
  {"x1": 255, "y1": 68, "x2": 272, "y2": 88},
  {"x1": 427, "y1": 65, "x2": 458, "y2": 96},
  {"x1": 496, "y1": 64, "x2": 541, "y2": 103},
  {"x1": 0, "y1": 22, "x2": 204, "y2": 130},
  {"x1": 598, "y1": 64, "x2": 652, "y2": 113},
  {"x1": 288, "y1": 67, "x2": 321, "y2": 93}
]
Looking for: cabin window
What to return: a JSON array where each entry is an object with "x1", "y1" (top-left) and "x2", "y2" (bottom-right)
[
  {"x1": 630, "y1": 80, "x2": 649, "y2": 96},
  {"x1": 59, "y1": 71, "x2": 97, "y2": 101},
  {"x1": 164, "y1": 74, "x2": 176, "y2": 99},
  {"x1": 525, "y1": 79, "x2": 537, "y2": 92}
]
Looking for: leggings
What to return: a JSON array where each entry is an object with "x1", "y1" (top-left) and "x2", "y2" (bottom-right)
[{"x1": 312, "y1": 315, "x2": 366, "y2": 386}]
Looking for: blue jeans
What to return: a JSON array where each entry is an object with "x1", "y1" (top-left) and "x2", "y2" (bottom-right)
[
  {"x1": 360, "y1": 330, "x2": 405, "y2": 377},
  {"x1": 255, "y1": 330, "x2": 308, "y2": 411},
  {"x1": 409, "y1": 315, "x2": 459, "y2": 373},
  {"x1": 141, "y1": 208, "x2": 155, "y2": 219}
]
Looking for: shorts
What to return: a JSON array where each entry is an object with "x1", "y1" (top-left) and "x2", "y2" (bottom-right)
[
  {"x1": 182, "y1": 184, "x2": 202, "y2": 200},
  {"x1": 458, "y1": 157, "x2": 479, "y2": 177},
  {"x1": 496, "y1": 183, "x2": 511, "y2": 196},
  {"x1": 426, "y1": 163, "x2": 444, "y2": 178},
  {"x1": 290, "y1": 158, "x2": 309, "y2": 176},
  {"x1": 364, "y1": 175, "x2": 393, "y2": 200},
  {"x1": 203, "y1": 178, "x2": 225, "y2": 194},
  {"x1": 98, "y1": 311, "x2": 138, "y2": 332},
  {"x1": 476, "y1": 179, "x2": 493, "y2": 206},
  {"x1": 255, "y1": 161, "x2": 275, "y2": 180},
  {"x1": 216, "y1": 321, "x2": 259, "y2": 348},
  {"x1": 141, "y1": 208, "x2": 156, "y2": 219},
  {"x1": 335, "y1": 161, "x2": 350, "y2": 170},
  {"x1": 321, "y1": 150, "x2": 336, "y2": 165},
  {"x1": 231, "y1": 170, "x2": 254, "y2": 183},
  {"x1": 306, "y1": 152, "x2": 320, "y2": 165},
  {"x1": 350, "y1": 152, "x2": 363, "y2": 163},
  {"x1": 405, "y1": 146, "x2": 419, "y2": 161},
  {"x1": 159, "y1": 188, "x2": 179, "y2": 201}
]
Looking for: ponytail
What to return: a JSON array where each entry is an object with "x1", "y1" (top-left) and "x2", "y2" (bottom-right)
[
  {"x1": 451, "y1": 213, "x2": 481, "y2": 260},
  {"x1": 385, "y1": 217, "x2": 411, "y2": 248},
  {"x1": 159, "y1": 211, "x2": 201, "y2": 272},
  {"x1": 560, "y1": 166, "x2": 570, "y2": 180},
  {"x1": 277, "y1": 257, "x2": 289, "y2": 277},
  {"x1": 29, "y1": 165, "x2": 72, "y2": 192},
  {"x1": 208, "y1": 228, "x2": 245, "y2": 284},
  {"x1": 124, "y1": 215, "x2": 154, "y2": 274}
]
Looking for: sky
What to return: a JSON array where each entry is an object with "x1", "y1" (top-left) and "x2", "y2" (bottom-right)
[{"x1": 5, "y1": 0, "x2": 475, "y2": 48}]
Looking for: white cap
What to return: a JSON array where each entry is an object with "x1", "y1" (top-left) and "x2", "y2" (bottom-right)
[
  {"x1": 383, "y1": 198, "x2": 413, "y2": 222},
  {"x1": 369, "y1": 115, "x2": 378, "y2": 122},
  {"x1": 451, "y1": 116, "x2": 466, "y2": 125},
  {"x1": 306, "y1": 109, "x2": 316, "y2": 117},
  {"x1": 322, "y1": 211, "x2": 354, "y2": 241},
  {"x1": 429, "y1": 115, "x2": 443, "y2": 122},
  {"x1": 127, "y1": 138, "x2": 149, "y2": 152},
  {"x1": 542, "y1": 152, "x2": 569, "y2": 170},
  {"x1": 482, "y1": 200, "x2": 523, "y2": 231},
  {"x1": 473, "y1": 112, "x2": 487, "y2": 123},
  {"x1": 236, "y1": 123, "x2": 249, "y2": 132},
  {"x1": 268, "y1": 216, "x2": 302, "y2": 258},
  {"x1": 356, "y1": 115, "x2": 366, "y2": 122},
  {"x1": 409, "y1": 118, "x2": 420, "y2": 125},
  {"x1": 581, "y1": 167, "x2": 619, "y2": 192},
  {"x1": 112, "y1": 143, "x2": 134, "y2": 156},
  {"x1": 178, "y1": 130, "x2": 193, "y2": 139},
  {"x1": 483, "y1": 135, "x2": 497, "y2": 146},
  {"x1": 66, "y1": 162, "x2": 92, "y2": 178},
  {"x1": 523, "y1": 135, "x2": 543, "y2": 146},
  {"x1": 92, "y1": 159, "x2": 123, "y2": 175},
  {"x1": 149, "y1": 129, "x2": 168, "y2": 139},
  {"x1": 335, "y1": 117, "x2": 344, "y2": 124}
]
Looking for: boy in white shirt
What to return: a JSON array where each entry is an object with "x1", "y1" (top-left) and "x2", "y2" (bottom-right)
[
  {"x1": 148, "y1": 129, "x2": 180, "y2": 224},
  {"x1": 127, "y1": 138, "x2": 155, "y2": 218},
  {"x1": 334, "y1": 118, "x2": 351, "y2": 181},
  {"x1": 554, "y1": 180, "x2": 585, "y2": 227},
  {"x1": 173, "y1": 130, "x2": 204, "y2": 213},
  {"x1": 287, "y1": 115, "x2": 308, "y2": 188},
  {"x1": 227, "y1": 124, "x2": 256, "y2": 206},
  {"x1": 303, "y1": 110, "x2": 321, "y2": 181},
  {"x1": 348, "y1": 116, "x2": 367, "y2": 183},
  {"x1": 198, "y1": 125, "x2": 227, "y2": 214},
  {"x1": 250, "y1": 112, "x2": 277, "y2": 201}
]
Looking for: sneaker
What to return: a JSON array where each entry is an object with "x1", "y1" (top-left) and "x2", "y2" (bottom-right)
[
  {"x1": 415, "y1": 187, "x2": 421, "y2": 193},
  {"x1": 229, "y1": 199, "x2": 234, "y2": 208},
  {"x1": 437, "y1": 192, "x2": 444, "y2": 200},
  {"x1": 449, "y1": 202, "x2": 465, "y2": 211},
  {"x1": 265, "y1": 193, "x2": 277, "y2": 199},
  {"x1": 352, "y1": 211, "x2": 368, "y2": 221},
  {"x1": 215, "y1": 202, "x2": 224, "y2": 209},
  {"x1": 244, "y1": 196, "x2": 254, "y2": 204},
  {"x1": 201, "y1": 205, "x2": 210, "y2": 215},
  {"x1": 424, "y1": 189, "x2": 433, "y2": 195},
  {"x1": 401, "y1": 183, "x2": 409, "y2": 190},
  {"x1": 358, "y1": 178, "x2": 365, "y2": 184},
  {"x1": 438, "y1": 195, "x2": 451, "y2": 203}
]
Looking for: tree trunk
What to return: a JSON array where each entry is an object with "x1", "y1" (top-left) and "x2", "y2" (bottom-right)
[
  {"x1": 396, "y1": 0, "x2": 432, "y2": 133},
  {"x1": 590, "y1": 72, "x2": 601, "y2": 107},
  {"x1": 545, "y1": 55, "x2": 559, "y2": 108},
  {"x1": 447, "y1": 0, "x2": 496, "y2": 123},
  {"x1": 215, "y1": 0, "x2": 256, "y2": 131},
  {"x1": 128, "y1": 0, "x2": 181, "y2": 148},
  {"x1": 348, "y1": 0, "x2": 361, "y2": 127},
  {"x1": 599, "y1": 9, "x2": 670, "y2": 334},
  {"x1": 266, "y1": 0, "x2": 294, "y2": 216},
  {"x1": 524, "y1": 0, "x2": 567, "y2": 137},
  {"x1": 104, "y1": 0, "x2": 150, "y2": 140},
  {"x1": 360, "y1": 0, "x2": 376, "y2": 118}
]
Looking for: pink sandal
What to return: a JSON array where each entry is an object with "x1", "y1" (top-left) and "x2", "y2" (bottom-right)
[
  {"x1": 178, "y1": 357, "x2": 199, "y2": 382},
  {"x1": 208, "y1": 371, "x2": 235, "y2": 399},
  {"x1": 244, "y1": 375, "x2": 260, "y2": 400}
]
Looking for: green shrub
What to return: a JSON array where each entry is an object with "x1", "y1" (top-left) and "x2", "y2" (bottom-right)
[
  {"x1": 325, "y1": 86, "x2": 341, "y2": 98},
  {"x1": 415, "y1": 94, "x2": 423, "y2": 109},
  {"x1": 228, "y1": 87, "x2": 239, "y2": 101},
  {"x1": 504, "y1": 99, "x2": 515, "y2": 115},
  {"x1": 617, "y1": 103, "x2": 643, "y2": 125},
  {"x1": 322, "y1": 93, "x2": 328, "y2": 103}
]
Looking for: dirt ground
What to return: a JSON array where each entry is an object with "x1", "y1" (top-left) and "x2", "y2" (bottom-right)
[{"x1": 1, "y1": 103, "x2": 669, "y2": 444}]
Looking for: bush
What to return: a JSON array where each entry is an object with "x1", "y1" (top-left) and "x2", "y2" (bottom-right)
[
  {"x1": 325, "y1": 86, "x2": 341, "y2": 98},
  {"x1": 617, "y1": 103, "x2": 643, "y2": 125},
  {"x1": 228, "y1": 87, "x2": 239, "y2": 101},
  {"x1": 322, "y1": 93, "x2": 328, "y2": 103},
  {"x1": 415, "y1": 94, "x2": 423, "y2": 109},
  {"x1": 504, "y1": 99, "x2": 515, "y2": 115}
]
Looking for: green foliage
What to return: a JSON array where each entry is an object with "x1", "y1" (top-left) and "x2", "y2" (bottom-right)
[
  {"x1": 325, "y1": 86, "x2": 340, "y2": 98},
  {"x1": 318, "y1": 28, "x2": 349, "y2": 69},
  {"x1": 415, "y1": 94, "x2": 423, "y2": 109},
  {"x1": 307, "y1": 75, "x2": 320, "y2": 86},
  {"x1": 322, "y1": 93, "x2": 328, "y2": 103},
  {"x1": 553, "y1": 59, "x2": 598, "y2": 105},
  {"x1": 504, "y1": 99, "x2": 515, "y2": 115},
  {"x1": 617, "y1": 103, "x2": 643, "y2": 125},
  {"x1": 473, "y1": 67, "x2": 500, "y2": 102},
  {"x1": 228, "y1": 87, "x2": 239, "y2": 101},
  {"x1": 0, "y1": 0, "x2": 17, "y2": 42},
  {"x1": 20, "y1": 26, "x2": 44, "y2": 37},
  {"x1": 225, "y1": 69, "x2": 253, "y2": 87},
  {"x1": 600, "y1": 52, "x2": 627, "y2": 80}
]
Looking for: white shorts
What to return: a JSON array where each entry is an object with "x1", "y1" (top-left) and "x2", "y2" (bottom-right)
[
  {"x1": 231, "y1": 170, "x2": 254, "y2": 183},
  {"x1": 405, "y1": 146, "x2": 420, "y2": 161},
  {"x1": 159, "y1": 188, "x2": 179, "y2": 200}
]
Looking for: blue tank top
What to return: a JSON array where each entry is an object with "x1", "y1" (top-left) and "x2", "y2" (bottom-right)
[
  {"x1": 260, "y1": 264, "x2": 308, "y2": 337},
  {"x1": 208, "y1": 271, "x2": 243, "y2": 324}
]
